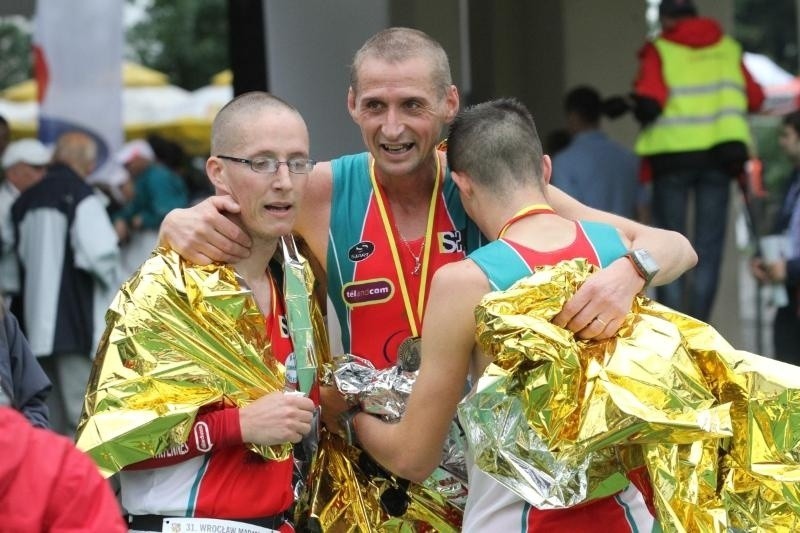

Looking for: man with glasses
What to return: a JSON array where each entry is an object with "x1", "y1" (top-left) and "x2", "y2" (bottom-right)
[
  {"x1": 216, "y1": 155, "x2": 316, "y2": 174},
  {"x1": 80, "y1": 92, "x2": 318, "y2": 532}
]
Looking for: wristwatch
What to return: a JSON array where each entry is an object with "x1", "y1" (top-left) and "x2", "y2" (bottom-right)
[{"x1": 624, "y1": 249, "x2": 660, "y2": 291}]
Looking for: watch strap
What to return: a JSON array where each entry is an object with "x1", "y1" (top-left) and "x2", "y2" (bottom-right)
[{"x1": 625, "y1": 249, "x2": 657, "y2": 290}]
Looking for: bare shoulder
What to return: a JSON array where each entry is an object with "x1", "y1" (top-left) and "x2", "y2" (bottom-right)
[
  {"x1": 429, "y1": 259, "x2": 489, "y2": 305},
  {"x1": 296, "y1": 161, "x2": 333, "y2": 259}
]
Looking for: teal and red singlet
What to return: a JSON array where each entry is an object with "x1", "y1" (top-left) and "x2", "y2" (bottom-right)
[
  {"x1": 463, "y1": 206, "x2": 657, "y2": 533},
  {"x1": 327, "y1": 152, "x2": 484, "y2": 369}
]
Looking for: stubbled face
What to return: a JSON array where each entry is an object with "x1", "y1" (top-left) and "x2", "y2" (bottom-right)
[
  {"x1": 208, "y1": 107, "x2": 310, "y2": 242},
  {"x1": 348, "y1": 56, "x2": 457, "y2": 180},
  {"x1": 779, "y1": 124, "x2": 800, "y2": 165}
]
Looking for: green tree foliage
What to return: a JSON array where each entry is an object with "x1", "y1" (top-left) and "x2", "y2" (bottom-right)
[
  {"x1": 734, "y1": 0, "x2": 798, "y2": 74},
  {"x1": 126, "y1": 0, "x2": 228, "y2": 90},
  {"x1": 733, "y1": 0, "x2": 798, "y2": 229},
  {"x1": 0, "y1": 19, "x2": 32, "y2": 90}
]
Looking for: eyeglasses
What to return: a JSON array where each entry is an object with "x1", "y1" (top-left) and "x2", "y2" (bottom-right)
[{"x1": 216, "y1": 154, "x2": 316, "y2": 174}]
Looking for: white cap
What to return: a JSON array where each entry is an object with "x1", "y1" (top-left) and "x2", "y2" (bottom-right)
[
  {"x1": 2, "y1": 138, "x2": 52, "y2": 169},
  {"x1": 116, "y1": 139, "x2": 155, "y2": 165}
]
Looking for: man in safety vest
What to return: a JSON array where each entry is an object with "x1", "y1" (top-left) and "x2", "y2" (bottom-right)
[{"x1": 630, "y1": 0, "x2": 764, "y2": 321}]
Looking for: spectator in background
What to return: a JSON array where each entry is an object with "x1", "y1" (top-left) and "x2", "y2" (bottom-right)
[
  {"x1": 0, "y1": 387, "x2": 126, "y2": 532},
  {"x1": 627, "y1": 0, "x2": 764, "y2": 321},
  {"x1": 0, "y1": 139, "x2": 52, "y2": 305},
  {"x1": 0, "y1": 116, "x2": 10, "y2": 168},
  {"x1": 544, "y1": 128, "x2": 572, "y2": 158},
  {"x1": 0, "y1": 307, "x2": 51, "y2": 428},
  {"x1": 146, "y1": 134, "x2": 185, "y2": 175},
  {"x1": 751, "y1": 110, "x2": 800, "y2": 365},
  {"x1": 551, "y1": 85, "x2": 640, "y2": 220},
  {"x1": 114, "y1": 139, "x2": 189, "y2": 274},
  {"x1": 11, "y1": 131, "x2": 120, "y2": 436},
  {"x1": 147, "y1": 133, "x2": 214, "y2": 206}
]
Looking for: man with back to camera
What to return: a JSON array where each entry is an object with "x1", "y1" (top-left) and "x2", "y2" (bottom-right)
[
  {"x1": 628, "y1": 0, "x2": 764, "y2": 321},
  {"x1": 11, "y1": 131, "x2": 120, "y2": 436},
  {"x1": 552, "y1": 85, "x2": 640, "y2": 220}
]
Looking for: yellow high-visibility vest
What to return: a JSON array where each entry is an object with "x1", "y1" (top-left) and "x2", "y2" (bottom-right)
[{"x1": 635, "y1": 35, "x2": 753, "y2": 156}]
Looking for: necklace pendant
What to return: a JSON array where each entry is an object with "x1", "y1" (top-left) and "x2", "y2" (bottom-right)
[{"x1": 411, "y1": 260, "x2": 421, "y2": 276}]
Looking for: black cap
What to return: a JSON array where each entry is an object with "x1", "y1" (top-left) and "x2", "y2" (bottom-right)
[{"x1": 659, "y1": 0, "x2": 697, "y2": 17}]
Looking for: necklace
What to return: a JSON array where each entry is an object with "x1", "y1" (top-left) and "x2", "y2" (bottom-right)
[
  {"x1": 399, "y1": 237, "x2": 426, "y2": 275},
  {"x1": 368, "y1": 154, "x2": 442, "y2": 340}
]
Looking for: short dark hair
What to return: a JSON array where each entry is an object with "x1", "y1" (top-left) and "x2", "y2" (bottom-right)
[
  {"x1": 783, "y1": 110, "x2": 800, "y2": 137},
  {"x1": 446, "y1": 97, "x2": 544, "y2": 196},
  {"x1": 565, "y1": 85, "x2": 602, "y2": 124},
  {"x1": 659, "y1": 0, "x2": 697, "y2": 18},
  {"x1": 211, "y1": 91, "x2": 300, "y2": 154},
  {"x1": 350, "y1": 27, "x2": 452, "y2": 98}
]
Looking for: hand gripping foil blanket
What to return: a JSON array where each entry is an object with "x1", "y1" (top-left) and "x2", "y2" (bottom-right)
[{"x1": 459, "y1": 259, "x2": 800, "y2": 532}]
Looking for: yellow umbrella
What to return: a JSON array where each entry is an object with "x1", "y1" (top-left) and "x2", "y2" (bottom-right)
[
  {"x1": 0, "y1": 61, "x2": 170, "y2": 102},
  {"x1": 2, "y1": 63, "x2": 229, "y2": 155},
  {"x1": 210, "y1": 69, "x2": 232, "y2": 86},
  {"x1": 0, "y1": 80, "x2": 37, "y2": 102}
]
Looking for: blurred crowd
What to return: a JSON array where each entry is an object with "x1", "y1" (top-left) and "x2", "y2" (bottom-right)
[{"x1": 0, "y1": 122, "x2": 218, "y2": 435}]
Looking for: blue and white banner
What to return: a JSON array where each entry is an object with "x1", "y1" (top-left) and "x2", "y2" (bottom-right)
[{"x1": 33, "y1": 0, "x2": 124, "y2": 185}]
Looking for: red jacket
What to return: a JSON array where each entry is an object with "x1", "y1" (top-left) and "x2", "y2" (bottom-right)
[
  {"x1": 0, "y1": 408, "x2": 127, "y2": 532},
  {"x1": 634, "y1": 16, "x2": 764, "y2": 112}
]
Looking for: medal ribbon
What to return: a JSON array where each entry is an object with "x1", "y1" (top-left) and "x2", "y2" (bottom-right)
[
  {"x1": 369, "y1": 155, "x2": 441, "y2": 337},
  {"x1": 264, "y1": 269, "x2": 278, "y2": 334},
  {"x1": 498, "y1": 204, "x2": 554, "y2": 239}
]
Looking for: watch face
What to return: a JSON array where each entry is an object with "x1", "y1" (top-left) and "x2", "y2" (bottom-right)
[{"x1": 634, "y1": 249, "x2": 659, "y2": 277}]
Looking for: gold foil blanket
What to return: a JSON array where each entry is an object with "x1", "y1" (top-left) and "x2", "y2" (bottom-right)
[
  {"x1": 300, "y1": 431, "x2": 463, "y2": 532},
  {"x1": 76, "y1": 248, "x2": 290, "y2": 477},
  {"x1": 459, "y1": 259, "x2": 800, "y2": 532}
]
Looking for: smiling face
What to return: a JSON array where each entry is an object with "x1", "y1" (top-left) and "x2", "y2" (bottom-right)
[
  {"x1": 348, "y1": 55, "x2": 458, "y2": 181},
  {"x1": 207, "y1": 106, "x2": 310, "y2": 243}
]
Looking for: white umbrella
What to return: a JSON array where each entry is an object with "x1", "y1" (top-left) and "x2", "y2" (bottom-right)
[{"x1": 743, "y1": 52, "x2": 800, "y2": 115}]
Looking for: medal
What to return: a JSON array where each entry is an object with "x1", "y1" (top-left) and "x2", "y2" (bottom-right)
[
  {"x1": 397, "y1": 336, "x2": 421, "y2": 372},
  {"x1": 369, "y1": 155, "x2": 442, "y2": 363}
]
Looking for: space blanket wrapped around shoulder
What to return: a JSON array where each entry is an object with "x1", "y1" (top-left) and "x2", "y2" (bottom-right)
[
  {"x1": 75, "y1": 244, "x2": 313, "y2": 478},
  {"x1": 460, "y1": 258, "x2": 800, "y2": 532}
]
